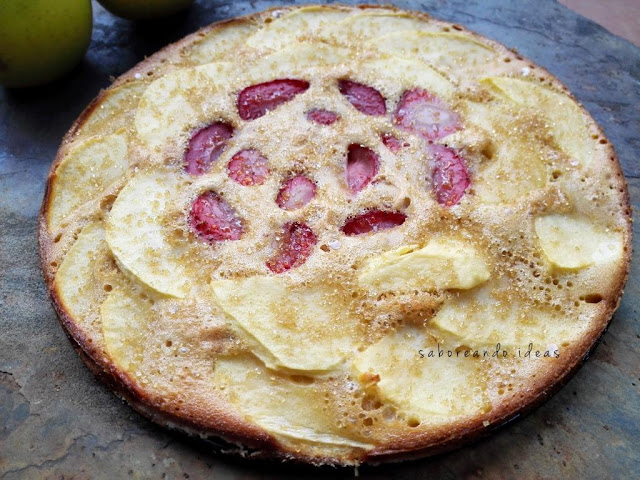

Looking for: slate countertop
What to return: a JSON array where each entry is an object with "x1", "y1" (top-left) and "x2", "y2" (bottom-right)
[{"x1": 1, "y1": 1, "x2": 638, "y2": 479}]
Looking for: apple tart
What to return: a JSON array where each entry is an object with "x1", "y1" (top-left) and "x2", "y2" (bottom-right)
[{"x1": 39, "y1": 4, "x2": 632, "y2": 465}]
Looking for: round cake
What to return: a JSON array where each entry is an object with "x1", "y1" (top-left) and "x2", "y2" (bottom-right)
[{"x1": 39, "y1": 4, "x2": 632, "y2": 466}]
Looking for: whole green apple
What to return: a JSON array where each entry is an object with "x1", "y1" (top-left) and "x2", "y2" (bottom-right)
[
  {"x1": 0, "y1": 0, "x2": 93, "y2": 88},
  {"x1": 97, "y1": 0, "x2": 195, "y2": 20}
]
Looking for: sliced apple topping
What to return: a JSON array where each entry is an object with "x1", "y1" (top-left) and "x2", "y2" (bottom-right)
[
  {"x1": 482, "y1": 77, "x2": 594, "y2": 168},
  {"x1": 244, "y1": 6, "x2": 350, "y2": 51},
  {"x1": 431, "y1": 280, "x2": 584, "y2": 349},
  {"x1": 370, "y1": 31, "x2": 496, "y2": 73},
  {"x1": 358, "y1": 238, "x2": 490, "y2": 292},
  {"x1": 329, "y1": 11, "x2": 428, "y2": 43},
  {"x1": 106, "y1": 171, "x2": 189, "y2": 298},
  {"x1": 211, "y1": 277, "x2": 356, "y2": 372},
  {"x1": 183, "y1": 21, "x2": 254, "y2": 65},
  {"x1": 135, "y1": 62, "x2": 234, "y2": 151},
  {"x1": 76, "y1": 81, "x2": 147, "y2": 138},
  {"x1": 360, "y1": 57, "x2": 455, "y2": 100},
  {"x1": 354, "y1": 326, "x2": 487, "y2": 418},
  {"x1": 463, "y1": 100, "x2": 548, "y2": 204},
  {"x1": 54, "y1": 221, "x2": 107, "y2": 320},
  {"x1": 534, "y1": 214, "x2": 624, "y2": 270},
  {"x1": 48, "y1": 130, "x2": 128, "y2": 230},
  {"x1": 101, "y1": 288, "x2": 153, "y2": 374},
  {"x1": 213, "y1": 356, "x2": 372, "y2": 448}
]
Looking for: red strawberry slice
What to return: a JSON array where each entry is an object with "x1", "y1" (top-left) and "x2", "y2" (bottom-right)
[
  {"x1": 429, "y1": 144, "x2": 470, "y2": 207},
  {"x1": 394, "y1": 88, "x2": 461, "y2": 141},
  {"x1": 237, "y1": 79, "x2": 310, "y2": 121},
  {"x1": 338, "y1": 80, "x2": 386, "y2": 115},
  {"x1": 306, "y1": 109, "x2": 340, "y2": 125},
  {"x1": 346, "y1": 144, "x2": 380, "y2": 194},
  {"x1": 266, "y1": 222, "x2": 317, "y2": 274},
  {"x1": 228, "y1": 149, "x2": 269, "y2": 186},
  {"x1": 184, "y1": 122, "x2": 234, "y2": 175},
  {"x1": 381, "y1": 133, "x2": 408, "y2": 153},
  {"x1": 342, "y1": 210, "x2": 407, "y2": 236},
  {"x1": 276, "y1": 175, "x2": 316, "y2": 210},
  {"x1": 190, "y1": 191, "x2": 244, "y2": 243}
]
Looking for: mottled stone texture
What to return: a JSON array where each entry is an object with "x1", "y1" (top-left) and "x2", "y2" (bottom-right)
[{"x1": 0, "y1": 1, "x2": 638, "y2": 478}]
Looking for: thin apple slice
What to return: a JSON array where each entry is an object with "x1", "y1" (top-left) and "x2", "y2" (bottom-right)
[
  {"x1": 76, "y1": 81, "x2": 146, "y2": 138},
  {"x1": 245, "y1": 6, "x2": 349, "y2": 51},
  {"x1": 135, "y1": 62, "x2": 234, "y2": 152},
  {"x1": 48, "y1": 130, "x2": 128, "y2": 230},
  {"x1": 101, "y1": 288, "x2": 153, "y2": 373},
  {"x1": 482, "y1": 77, "x2": 594, "y2": 168},
  {"x1": 245, "y1": 43, "x2": 350, "y2": 79},
  {"x1": 358, "y1": 239, "x2": 490, "y2": 292},
  {"x1": 54, "y1": 221, "x2": 107, "y2": 320},
  {"x1": 463, "y1": 100, "x2": 548, "y2": 204},
  {"x1": 106, "y1": 170, "x2": 189, "y2": 298},
  {"x1": 213, "y1": 356, "x2": 373, "y2": 448},
  {"x1": 360, "y1": 56, "x2": 455, "y2": 100},
  {"x1": 431, "y1": 280, "x2": 585, "y2": 350},
  {"x1": 353, "y1": 326, "x2": 487, "y2": 418},
  {"x1": 370, "y1": 31, "x2": 496, "y2": 73},
  {"x1": 211, "y1": 277, "x2": 356, "y2": 372},
  {"x1": 327, "y1": 10, "x2": 429, "y2": 44},
  {"x1": 535, "y1": 214, "x2": 624, "y2": 270},
  {"x1": 182, "y1": 21, "x2": 254, "y2": 65}
]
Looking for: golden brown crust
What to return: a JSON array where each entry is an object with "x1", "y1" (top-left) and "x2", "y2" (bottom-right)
[{"x1": 38, "y1": 3, "x2": 633, "y2": 466}]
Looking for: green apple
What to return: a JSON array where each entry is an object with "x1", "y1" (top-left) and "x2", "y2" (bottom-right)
[
  {"x1": 97, "y1": 0, "x2": 194, "y2": 20},
  {"x1": 0, "y1": 0, "x2": 92, "y2": 88}
]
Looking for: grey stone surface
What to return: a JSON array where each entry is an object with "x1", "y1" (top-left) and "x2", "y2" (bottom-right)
[{"x1": 0, "y1": 0, "x2": 638, "y2": 478}]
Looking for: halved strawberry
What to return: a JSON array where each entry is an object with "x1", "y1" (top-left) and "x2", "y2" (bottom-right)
[
  {"x1": 228, "y1": 149, "x2": 269, "y2": 186},
  {"x1": 189, "y1": 191, "x2": 244, "y2": 242},
  {"x1": 346, "y1": 144, "x2": 379, "y2": 194},
  {"x1": 429, "y1": 144, "x2": 470, "y2": 206},
  {"x1": 184, "y1": 122, "x2": 234, "y2": 175},
  {"x1": 338, "y1": 79, "x2": 386, "y2": 115},
  {"x1": 306, "y1": 109, "x2": 340, "y2": 125},
  {"x1": 342, "y1": 210, "x2": 407, "y2": 236},
  {"x1": 238, "y1": 79, "x2": 310, "y2": 121},
  {"x1": 276, "y1": 175, "x2": 316, "y2": 210},
  {"x1": 266, "y1": 222, "x2": 317, "y2": 273},
  {"x1": 394, "y1": 88, "x2": 461, "y2": 141}
]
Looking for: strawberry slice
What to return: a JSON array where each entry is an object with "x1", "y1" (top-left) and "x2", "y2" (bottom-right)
[
  {"x1": 429, "y1": 144, "x2": 470, "y2": 207},
  {"x1": 346, "y1": 144, "x2": 379, "y2": 194},
  {"x1": 394, "y1": 88, "x2": 461, "y2": 141},
  {"x1": 190, "y1": 191, "x2": 244, "y2": 242},
  {"x1": 266, "y1": 222, "x2": 317, "y2": 273},
  {"x1": 228, "y1": 149, "x2": 269, "y2": 186},
  {"x1": 306, "y1": 109, "x2": 340, "y2": 125},
  {"x1": 381, "y1": 133, "x2": 408, "y2": 153},
  {"x1": 237, "y1": 79, "x2": 310, "y2": 121},
  {"x1": 342, "y1": 210, "x2": 407, "y2": 236},
  {"x1": 184, "y1": 122, "x2": 234, "y2": 175},
  {"x1": 338, "y1": 80, "x2": 386, "y2": 115},
  {"x1": 276, "y1": 175, "x2": 317, "y2": 210}
]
